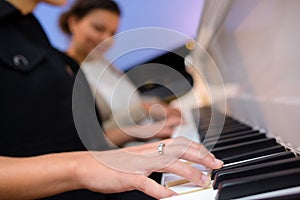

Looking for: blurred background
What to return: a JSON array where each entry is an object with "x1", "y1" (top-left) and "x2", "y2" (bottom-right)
[{"x1": 34, "y1": 0, "x2": 204, "y2": 71}]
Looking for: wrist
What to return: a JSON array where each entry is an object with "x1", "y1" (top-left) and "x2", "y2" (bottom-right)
[{"x1": 63, "y1": 152, "x2": 87, "y2": 191}]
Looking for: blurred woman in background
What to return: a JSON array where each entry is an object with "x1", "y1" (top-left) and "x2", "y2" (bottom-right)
[{"x1": 59, "y1": 0, "x2": 184, "y2": 147}]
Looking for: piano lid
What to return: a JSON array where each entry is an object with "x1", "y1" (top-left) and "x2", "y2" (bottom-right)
[{"x1": 187, "y1": 0, "x2": 300, "y2": 152}]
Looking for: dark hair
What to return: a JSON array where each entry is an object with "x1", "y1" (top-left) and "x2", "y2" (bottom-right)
[{"x1": 59, "y1": 0, "x2": 121, "y2": 35}]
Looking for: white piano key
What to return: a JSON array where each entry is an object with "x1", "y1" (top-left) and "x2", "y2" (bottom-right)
[
  {"x1": 161, "y1": 185, "x2": 217, "y2": 200},
  {"x1": 162, "y1": 163, "x2": 209, "y2": 186},
  {"x1": 168, "y1": 182, "x2": 209, "y2": 195},
  {"x1": 235, "y1": 186, "x2": 300, "y2": 200},
  {"x1": 161, "y1": 185, "x2": 300, "y2": 200}
]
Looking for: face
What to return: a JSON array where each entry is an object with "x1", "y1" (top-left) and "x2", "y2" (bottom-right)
[{"x1": 69, "y1": 9, "x2": 120, "y2": 59}]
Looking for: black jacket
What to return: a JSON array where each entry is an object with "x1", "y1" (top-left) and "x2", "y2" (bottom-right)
[
  {"x1": 0, "y1": 2, "x2": 108, "y2": 199},
  {"x1": 0, "y1": 2, "x2": 85, "y2": 156},
  {"x1": 0, "y1": 2, "x2": 156, "y2": 199}
]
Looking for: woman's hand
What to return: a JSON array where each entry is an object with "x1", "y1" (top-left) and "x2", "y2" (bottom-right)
[
  {"x1": 125, "y1": 115, "x2": 182, "y2": 140},
  {"x1": 0, "y1": 137, "x2": 222, "y2": 200},
  {"x1": 143, "y1": 101, "x2": 182, "y2": 121},
  {"x1": 105, "y1": 115, "x2": 182, "y2": 146},
  {"x1": 76, "y1": 137, "x2": 223, "y2": 199},
  {"x1": 144, "y1": 115, "x2": 182, "y2": 139}
]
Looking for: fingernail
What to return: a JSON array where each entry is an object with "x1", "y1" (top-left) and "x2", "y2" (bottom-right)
[
  {"x1": 214, "y1": 158, "x2": 224, "y2": 167},
  {"x1": 201, "y1": 175, "x2": 211, "y2": 187}
]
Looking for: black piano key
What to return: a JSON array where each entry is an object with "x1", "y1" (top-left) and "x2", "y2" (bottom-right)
[
  {"x1": 211, "y1": 151, "x2": 295, "y2": 179},
  {"x1": 205, "y1": 133, "x2": 266, "y2": 149},
  {"x1": 221, "y1": 144, "x2": 286, "y2": 164},
  {"x1": 211, "y1": 138, "x2": 278, "y2": 158},
  {"x1": 222, "y1": 123, "x2": 251, "y2": 130},
  {"x1": 254, "y1": 188, "x2": 300, "y2": 200},
  {"x1": 200, "y1": 124, "x2": 251, "y2": 135},
  {"x1": 221, "y1": 145, "x2": 286, "y2": 164},
  {"x1": 199, "y1": 123, "x2": 245, "y2": 139},
  {"x1": 198, "y1": 115, "x2": 240, "y2": 126},
  {"x1": 200, "y1": 125, "x2": 252, "y2": 142},
  {"x1": 213, "y1": 157, "x2": 300, "y2": 189},
  {"x1": 216, "y1": 168, "x2": 300, "y2": 200},
  {"x1": 203, "y1": 130, "x2": 260, "y2": 143},
  {"x1": 200, "y1": 122, "x2": 248, "y2": 132},
  {"x1": 219, "y1": 125, "x2": 252, "y2": 135}
]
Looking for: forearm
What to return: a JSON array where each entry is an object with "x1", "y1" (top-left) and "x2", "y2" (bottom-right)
[{"x1": 0, "y1": 152, "x2": 81, "y2": 199}]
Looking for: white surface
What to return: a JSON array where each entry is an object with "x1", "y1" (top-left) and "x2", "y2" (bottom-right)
[
  {"x1": 161, "y1": 187, "x2": 217, "y2": 200},
  {"x1": 162, "y1": 186, "x2": 300, "y2": 200},
  {"x1": 205, "y1": 0, "x2": 300, "y2": 151}
]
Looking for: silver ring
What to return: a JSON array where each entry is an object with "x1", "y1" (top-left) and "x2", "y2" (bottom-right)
[{"x1": 157, "y1": 142, "x2": 165, "y2": 155}]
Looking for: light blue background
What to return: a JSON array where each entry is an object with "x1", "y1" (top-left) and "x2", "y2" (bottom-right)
[{"x1": 34, "y1": 0, "x2": 203, "y2": 70}]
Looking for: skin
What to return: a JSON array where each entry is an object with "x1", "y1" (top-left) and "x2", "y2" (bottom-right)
[
  {"x1": 106, "y1": 115, "x2": 182, "y2": 146},
  {"x1": 2, "y1": 1, "x2": 223, "y2": 199},
  {"x1": 0, "y1": 137, "x2": 223, "y2": 199},
  {"x1": 143, "y1": 101, "x2": 182, "y2": 120},
  {"x1": 67, "y1": 9, "x2": 120, "y2": 64}
]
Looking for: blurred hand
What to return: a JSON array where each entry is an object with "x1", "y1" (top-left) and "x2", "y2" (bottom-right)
[
  {"x1": 104, "y1": 114, "x2": 182, "y2": 146},
  {"x1": 147, "y1": 115, "x2": 182, "y2": 139},
  {"x1": 143, "y1": 101, "x2": 182, "y2": 121},
  {"x1": 117, "y1": 115, "x2": 182, "y2": 141}
]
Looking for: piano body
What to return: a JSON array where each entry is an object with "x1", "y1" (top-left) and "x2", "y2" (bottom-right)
[{"x1": 163, "y1": 0, "x2": 300, "y2": 199}]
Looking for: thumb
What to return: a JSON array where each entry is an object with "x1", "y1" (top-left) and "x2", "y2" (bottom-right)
[{"x1": 134, "y1": 175, "x2": 177, "y2": 199}]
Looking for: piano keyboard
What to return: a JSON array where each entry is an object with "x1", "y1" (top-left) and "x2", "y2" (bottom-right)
[{"x1": 162, "y1": 106, "x2": 300, "y2": 200}]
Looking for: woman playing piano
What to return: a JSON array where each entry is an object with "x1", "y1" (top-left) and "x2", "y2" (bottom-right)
[{"x1": 0, "y1": 0, "x2": 223, "y2": 199}]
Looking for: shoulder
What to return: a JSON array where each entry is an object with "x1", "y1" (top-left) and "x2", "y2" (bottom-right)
[
  {"x1": 0, "y1": 1, "x2": 22, "y2": 20},
  {"x1": 0, "y1": 5, "x2": 62, "y2": 73}
]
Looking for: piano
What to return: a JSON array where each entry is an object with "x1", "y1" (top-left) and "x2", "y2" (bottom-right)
[{"x1": 161, "y1": 0, "x2": 300, "y2": 199}]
